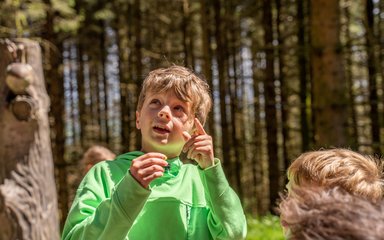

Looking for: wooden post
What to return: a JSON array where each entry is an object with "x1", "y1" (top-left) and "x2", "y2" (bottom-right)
[{"x1": 0, "y1": 38, "x2": 59, "y2": 239}]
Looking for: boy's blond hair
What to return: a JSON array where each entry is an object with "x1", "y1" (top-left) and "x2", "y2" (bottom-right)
[
  {"x1": 137, "y1": 65, "x2": 212, "y2": 124},
  {"x1": 287, "y1": 148, "x2": 384, "y2": 202},
  {"x1": 81, "y1": 145, "x2": 116, "y2": 174}
]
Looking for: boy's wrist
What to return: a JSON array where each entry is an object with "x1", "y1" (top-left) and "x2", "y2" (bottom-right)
[
  {"x1": 199, "y1": 159, "x2": 215, "y2": 169},
  {"x1": 198, "y1": 158, "x2": 219, "y2": 170}
]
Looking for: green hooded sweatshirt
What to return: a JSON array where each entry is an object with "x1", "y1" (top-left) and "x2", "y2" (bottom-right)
[{"x1": 62, "y1": 151, "x2": 247, "y2": 240}]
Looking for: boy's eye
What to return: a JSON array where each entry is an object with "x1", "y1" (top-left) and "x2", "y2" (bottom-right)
[
  {"x1": 174, "y1": 105, "x2": 185, "y2": 112},
  {"x1": 150, "y1": 99, "x2": 161, "y2": 105}
]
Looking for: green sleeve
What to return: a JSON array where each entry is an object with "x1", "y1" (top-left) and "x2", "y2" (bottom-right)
[
  {"x1": 198, "y1": 159, "x2": 247, "y2": 240},
  {"x1": 61, "y1": 164, "x2": 150, "y2": 240}
]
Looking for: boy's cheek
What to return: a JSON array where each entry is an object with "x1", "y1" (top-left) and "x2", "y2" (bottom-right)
[
  {"x1": 188, "y1": 118, "x2": 196, "y2": 133},
  {"x1": 178, "y1": 118, "x2": 194, "y2": 133}
]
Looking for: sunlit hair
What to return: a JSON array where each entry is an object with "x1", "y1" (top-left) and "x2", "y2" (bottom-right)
[
  {"x1": 137, "y1": 65, "x2": 212, "y2": 124},
  {"x1": 81, "y1": 145, "x2": 116, "y2": 174},
  {"x1": 278, "y1": 187, "x2": 384, "y2": 240},
  {"x1": 287, "y1": 148, "x2": 384, "y2": 202}
]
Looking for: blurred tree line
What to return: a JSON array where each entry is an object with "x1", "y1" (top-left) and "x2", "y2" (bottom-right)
[{"x1": 1, "y1": 0, "x2": 384, "y2": 229}]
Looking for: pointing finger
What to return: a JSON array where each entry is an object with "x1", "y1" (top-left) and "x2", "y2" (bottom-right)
[{"x1": 194, "y1": 118, "x2": 206, "y2": 135}]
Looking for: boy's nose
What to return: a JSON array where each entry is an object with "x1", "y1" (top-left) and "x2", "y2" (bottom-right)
[{"x1": 158, "y1": 107, "x2": 171, "y2": 120}]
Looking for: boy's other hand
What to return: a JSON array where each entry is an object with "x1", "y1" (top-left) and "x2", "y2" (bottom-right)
[
  {"x1": 130, "y1": 152, "x2": 168, "y2": 188},
  {"x1": 182, "y1": 118, "x2": 214, "y2": 169}
]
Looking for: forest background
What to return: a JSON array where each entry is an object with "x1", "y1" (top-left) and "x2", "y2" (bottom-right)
[{"x1": 1, "y1": 0, "x2": 384, "y2": 233}]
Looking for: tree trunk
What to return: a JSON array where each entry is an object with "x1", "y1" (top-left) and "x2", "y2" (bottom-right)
[
  {"x1": 115, "y1": 8, "x2": 132, "y2": 153},
  {"x1": 379, "y1": 0, "x2": 384, "y2": 145},
  {"x1": 263, "y1": 0, "x2": 281, "y2": 212},
  {"x1": 67, "y1": 43, "x2": 78, "y2": 145},
  {"x1": 251, "y1": 37, "x2": 268, "y2": 215},
  {"x1": 100, "y1": 22, "x2": 111, "y2": 145},
  {"x1": 89, "y1": 56, "x2": 101, "y2": 142},
  {"x1": 76, "y1": 44, "x2": 87, "y2": 149},
  {"x1": 134, "y1": 0, "x2": 143, "y2": 150},
  {"x1": 310, "y1": 0, "x2": 349, "y2": 147},
  {"x1": 343, "y1": 1, "x2": 358, "y2": 149},
  {"x1": 0, "y1": 38, "x2": 59, "y2": 239},
  {"x1": 182, "y1": 0, "x2": 192, "y2": 67},
  {"x1": 199, "y1": 0, "x2": 216, "y2": 139},
  {"x1": 276, "y1": 0, "x2": 289, "y2": 181},
  {"x1": 365, "y1": 0, "x2": 381, "y2": 154},
  {"x1": 213, "y1": 0, "x2": 232, "y2": 179},
  {"x1": 297, "y1": 0, "x2": 311, "y2": 151},
  {"x1": 226, "y1": 0, "x2": 243, "y2": 201}
]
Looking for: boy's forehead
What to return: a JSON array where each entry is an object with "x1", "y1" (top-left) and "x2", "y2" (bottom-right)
[
  {"x1": 145, "y1": 90, "x2": 195, "y2": 114},
  {"x1": 146, "y1": 90, "x2": 190, "y2": 103}
]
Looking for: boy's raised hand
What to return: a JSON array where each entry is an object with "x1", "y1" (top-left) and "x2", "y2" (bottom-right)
[
  {"x1": 130, "y1": 152, "x2": 168, "y2": 188},
  {"x1": 182, "y1": 118, "x2": 214, "y2": 169}
]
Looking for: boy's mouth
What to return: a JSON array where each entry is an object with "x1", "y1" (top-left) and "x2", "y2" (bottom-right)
[{"x1": 153, "y1": 125, "x2": 171, "y2": 134}]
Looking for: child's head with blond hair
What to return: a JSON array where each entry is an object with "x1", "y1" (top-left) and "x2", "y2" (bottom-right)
[
  {"x1": 287, "y1": 148, "x2": 384, "y2": 202},
  {"x1": 135, "y1": 65, "x2": 213, "y2": 158},
  {"x1": 136, "y1": 65, "x2": 212, "y2": 125},
  {"x1": 81, "y1": 145, "x2": 116, "y2": 174}
]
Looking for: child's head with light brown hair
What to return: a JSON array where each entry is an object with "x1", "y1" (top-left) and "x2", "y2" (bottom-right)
[
  {"x1": 287, "y1": 148, "x2": 384, "y2": 202},
  {"x1": 137, "y1": 65, "x2": 212, "y2": 125},
  {"x1": 278, "y1": 187, "x2": 384, "y2": 240},
  {"x1": 81, "y1": 145, "x2": 116, "y2": 174}
]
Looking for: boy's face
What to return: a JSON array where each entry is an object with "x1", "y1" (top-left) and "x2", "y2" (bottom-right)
[{"x1": 136, "y1": 90, "x2": 194, "y2": 158}]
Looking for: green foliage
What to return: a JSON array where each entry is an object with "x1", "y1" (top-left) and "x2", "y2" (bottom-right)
[
  {"x1": 54, "y1": 17, "x2": 82, "y2": 34},
  {"x1": 246, "y1": 215, "x2": 285, "y2": 240},
  {"x1": 52, "y1": 0, "x2": 81, "y2": 34},
  {"x1": 94, "y1": 9, "x2": 115, "y2": 21},
  {"x1": 52, "y1": 0, "x2": 76, "y2": 16},
  {"x1": 26, "y1": 2, "x2": 46, "y2": 20},
  {"x1": 0, "y1": 0, "x2": 80, "y2": 37},
  {"x1": 15, "y1": 9, "x2": 28, "y2": 36},
  {"x1": 0, "y1": 0, "x2": 37, "y2": 36}
]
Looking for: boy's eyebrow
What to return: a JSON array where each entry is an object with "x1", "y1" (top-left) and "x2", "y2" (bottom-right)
[{"x1": 170, "y1": 96, "x2": 189, "y2": 105}]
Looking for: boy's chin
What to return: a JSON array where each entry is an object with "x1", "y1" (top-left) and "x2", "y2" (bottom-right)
[{"x1": 149, "y1": 143, "x2": 183, "y2": 157}]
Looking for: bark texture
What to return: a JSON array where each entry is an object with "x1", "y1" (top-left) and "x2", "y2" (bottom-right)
[{"x1": 0, "y1": 38, "x2": 59, "y2": 240}]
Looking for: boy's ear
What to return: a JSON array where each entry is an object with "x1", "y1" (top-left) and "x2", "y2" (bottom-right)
[{"x1": 135, "y1": 111, "x2": 141, "y2": 129}]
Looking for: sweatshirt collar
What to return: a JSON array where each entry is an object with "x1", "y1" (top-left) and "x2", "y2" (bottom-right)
[{"x1": 117, "y1": 151, "x2": 183, "y2": 185}]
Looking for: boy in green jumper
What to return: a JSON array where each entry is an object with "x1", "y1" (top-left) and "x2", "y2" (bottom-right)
[{"x1": 62, "y1": 65, "x2": 247, "y2": 240}]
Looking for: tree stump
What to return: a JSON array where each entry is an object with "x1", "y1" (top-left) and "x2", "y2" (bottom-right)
[{"x1": 0, "y1": 39, "x2": 59, "y2": 239}]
